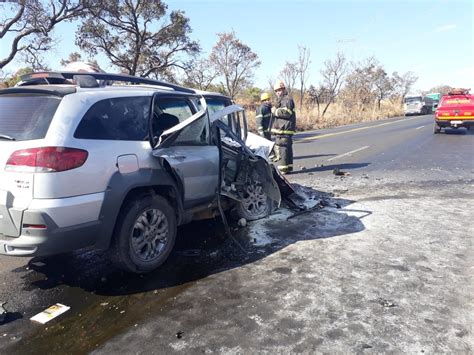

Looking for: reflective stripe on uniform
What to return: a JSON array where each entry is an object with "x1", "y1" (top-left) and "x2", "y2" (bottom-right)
[
  {"x1": 255, "y1": 114, "x2": 263, "y2": 119},
  {"x1": 271, "y1": 129, "x2": 295, "y2": 135}
]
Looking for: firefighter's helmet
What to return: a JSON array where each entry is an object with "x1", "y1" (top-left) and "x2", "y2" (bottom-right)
[
  {"x1": 273, "y1": 80, "x2": 286, "y2": 91},
  {"x1": 260, "y1": 92, "x2": 271, "y2": 101}
]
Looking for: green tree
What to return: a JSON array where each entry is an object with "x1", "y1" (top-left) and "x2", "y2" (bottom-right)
[
  {"x1": 76, "y1": 0, "x2": 200, "y2": 77},
  {"x1": 0, "y1": 0, "x2": 88, "y2": 70}
]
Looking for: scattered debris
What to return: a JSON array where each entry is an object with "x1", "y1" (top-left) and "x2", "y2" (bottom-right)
[
  {"x1": 333, "y1": 168, "x2": 351, "y2": 176},
  {"x1": 237, "y1": 218, "x2": 247, "y2": 227},
  {"x1": 30, "y1": 303, "x2": 70, "y2": 324},
  {"x1": 287, "y1": 200, "x2": 325, "y2": 220},
  {"x1": 374, "y1": 297, "x2": 397, "y2": 308},
  {"x1": 100, "y1": 302, "x2": 109, "y2": 307},
  {"x1": 0, "y1": 303, "x2": 7, "y2": 324},
  {"x1": 361, "y1": 343, "x2": 373, "y2": 349},
  {"x1": 176, "y1": 330, "x2": 184, "y2": 339}
]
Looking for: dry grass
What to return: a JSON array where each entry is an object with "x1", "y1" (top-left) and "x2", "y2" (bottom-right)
[{"x1": 246, "y1": 100, "x2": 404, "y2": 132}]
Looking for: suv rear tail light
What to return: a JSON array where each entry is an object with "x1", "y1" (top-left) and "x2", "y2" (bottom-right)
[{"x1": 5, "y1": 147, "x2": 88, "y2": 173}]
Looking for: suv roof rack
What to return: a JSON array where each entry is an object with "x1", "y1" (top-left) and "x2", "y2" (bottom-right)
[
  {"x1": 447, "y1": 88, "x2": 470, "y2": 95},
  {"x1": 19, "y1": 71, "x2": 196, "y2": 93}
]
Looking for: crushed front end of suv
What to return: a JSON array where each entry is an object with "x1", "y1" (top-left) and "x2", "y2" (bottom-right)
[{"x1": 0, "y1": 71, "x2": 280, "y2": 273}]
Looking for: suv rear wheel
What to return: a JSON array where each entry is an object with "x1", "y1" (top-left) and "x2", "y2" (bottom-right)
[{"x1": 110, "y1": 195, "x2": 176, "y2": 273}]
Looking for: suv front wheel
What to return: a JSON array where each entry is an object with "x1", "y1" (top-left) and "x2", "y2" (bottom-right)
[
  {"x1": 110, "y1": 195, "x2": 176, "y2": 273},
  {"x1": 234, "y1": 178, "x2": 274, "y2": 221}
]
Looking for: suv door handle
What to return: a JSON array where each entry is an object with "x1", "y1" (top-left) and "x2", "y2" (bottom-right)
[{"x1": 171, "y1": 155, "x2": 186, "y2": 160}]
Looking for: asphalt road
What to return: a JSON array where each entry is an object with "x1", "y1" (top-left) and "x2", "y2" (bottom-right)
[{"x1": 0, "y1": 114, "x2": 472, "y2": 354}]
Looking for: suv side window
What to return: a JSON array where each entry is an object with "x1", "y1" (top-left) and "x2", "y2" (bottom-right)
[
  {"x1": 154, "y1": 97, "x2": 209, "y2": 146},
  {"x1": 75, "y1": 96, "x2": 150, "y2": 140}
]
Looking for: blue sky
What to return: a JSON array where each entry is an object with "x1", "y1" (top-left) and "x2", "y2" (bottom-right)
[{"x1": 1, "y1": 0, "x2": 473, "y2": 92}]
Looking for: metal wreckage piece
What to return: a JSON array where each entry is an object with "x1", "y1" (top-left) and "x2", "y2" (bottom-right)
[{"x1": 0, "y1": 302, "x2": 7, "y2": 324}]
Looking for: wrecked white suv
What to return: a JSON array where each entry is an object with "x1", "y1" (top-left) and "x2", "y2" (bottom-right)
[{"x1": 0, "y1": 72, "x2": 280, "y2": 273}]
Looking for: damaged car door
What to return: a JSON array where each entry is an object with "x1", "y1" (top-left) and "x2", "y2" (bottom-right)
[
  {"x1": 210, "y1": 105, "x2": 281, "y2": 221},
  {"x1": 150, "y1": 94, "x2": 219, "y2": 208}
]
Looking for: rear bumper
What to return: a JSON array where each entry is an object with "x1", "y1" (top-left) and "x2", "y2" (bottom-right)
[
  {"x1": 436, "y1": 119, "x2": 474, "y2": 128},
  {"x1": 0, "y1": 220, "x2": 101, "y2": 256},
  {"x1": 405, "y1": 109, "x2": 423, "y2": 115},
  {"x1": 0, "y1": 192, "x2": 104, "y2": 256}
]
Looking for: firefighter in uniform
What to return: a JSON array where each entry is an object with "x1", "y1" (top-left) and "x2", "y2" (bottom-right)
[
  {"x1": 255, "y1": 92, "x2": 272, "y2": 139},
  {"x1": 271, "y1": 80, "x2": 296, "y2": 174}
]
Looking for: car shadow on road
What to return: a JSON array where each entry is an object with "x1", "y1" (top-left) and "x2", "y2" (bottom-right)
[
  {"x1": 293, "y1": 153, "x2": 337, "y2": 160},
  {"x1": 4, "y1": 184, "x2": 371, "y2": 354},
  {"x1": 25, "y1": 184, "x2": 368, "y2": 298},
  {"x1": 441, "y1": 128, "x2": 471, "y2": 135}
]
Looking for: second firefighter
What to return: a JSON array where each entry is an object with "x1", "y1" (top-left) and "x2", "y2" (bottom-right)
[{"x1": 271, "y1": 80, "x2": 296, "y2": 174}]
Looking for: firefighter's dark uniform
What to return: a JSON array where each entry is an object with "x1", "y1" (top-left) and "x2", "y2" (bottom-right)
[
  {"x1": 255, "y1": 101, "x2": 272, "y2": 140},
  {"x1": 271, "y1": 93, "x2": 296, "y2": 173}
]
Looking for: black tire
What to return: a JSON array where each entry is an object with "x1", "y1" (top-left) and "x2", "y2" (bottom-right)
[
  {"x1": 433, "y1": 122, "x2": 441, "y2": 134},
  {"x1": 109, "y1": 195, "x2": 176, "y2": 273},
  {"x1": 234, "y1": 178, "x2": 274, "y2": 221}
]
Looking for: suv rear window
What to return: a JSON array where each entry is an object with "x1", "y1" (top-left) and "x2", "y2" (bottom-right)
[
  {"x1": 75, "y1": 96, "x2": 151, "y2": 140},
  {"x1": 0, "y1": 94, "x2": 61, "y2": 141},
  {"x1": 440, "y1": 96, "x2": 473, "y2": 106}
]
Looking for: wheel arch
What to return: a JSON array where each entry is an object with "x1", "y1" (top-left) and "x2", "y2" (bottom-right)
[{"x1": 94, "y1": 168, "x2": 184, "y2": 251}]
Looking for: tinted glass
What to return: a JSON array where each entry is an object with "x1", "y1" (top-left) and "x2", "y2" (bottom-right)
[
  {"x1": 0, "y1": 94, "x2": 61, "y2": 141},
  {"x1": 154, "y1": 97, "x2": 208, "y2": 146},
  {"x1": 155, "y1": 98, "x2": 193, "y2": 122},
  {"x1": 205, "y1": 97, "x2": 231, "y2": 114},
  {"x1": 172, "y1": 114, "x2": 209, "y2": 145},
  {"x1": 440, "y1": 96, "x2": 473, "y2": 106},
  {"x1": 75, "y1": 96, "x2": 150, "y2": 140},
  {"x1": 404, "y1": 97, "x2": 422, "y2": 103}
]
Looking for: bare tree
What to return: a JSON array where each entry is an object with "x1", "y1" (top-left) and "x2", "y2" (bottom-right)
[
  {"x1": 76, "y1": 0, "x2": 200, "y2": 77},
  {"x1": 181, "y1": 57, "x2": 218, "y2": 91},
  {"x1": 392, "y1": 71, "x2": 418, "y2": 102},
  {"x1": 340, "y1": 57, "x2": 378, "y2": 110},
  {"x1": 319, "y1": 52, "x2": 347, "y2": 116},
  {"x1": 296, "y1": 45, "x2": 311, "y2": 108},
  {"x1": 372, "y1": 65, "x2": 393, "y2": 109},
  {"x1": 279, "y1": 61, "x2": 297, "y2": 95},
  {"x1": 0, "y1": 0, "x2": 88, "y2": 70},
  {"x1": 209, "y1": 31, "x2": 261, "y2": 99}
]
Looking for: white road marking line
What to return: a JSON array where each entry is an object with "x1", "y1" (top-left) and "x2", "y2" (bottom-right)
[
  {"x1": 327, "y1": 146, "x2": 370, "y2": 162},
  {"x1": 415, "y1": 125, "x2": 425, "y2": 130},
  {"x1": 299, "y1": 115, "x2": 423, "y2": 141}
]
